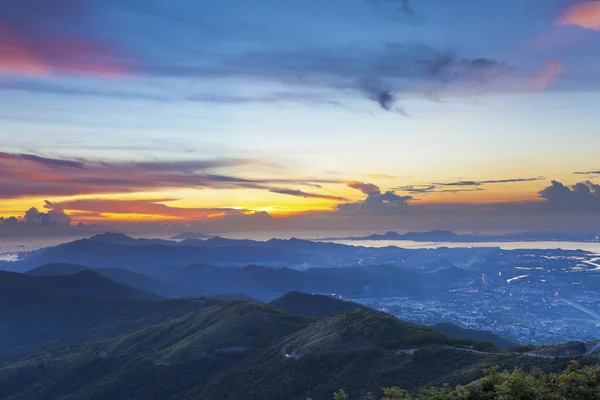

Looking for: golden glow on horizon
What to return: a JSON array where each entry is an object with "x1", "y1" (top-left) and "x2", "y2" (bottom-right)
[{"x1": 0, "y1": 182, "x2": 545, "y2": 223}]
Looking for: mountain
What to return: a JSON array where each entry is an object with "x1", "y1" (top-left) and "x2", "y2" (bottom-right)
[
  {"x1": 0, "y1": 301, "x2": 581, "y2": 400},
  {"x1": 26, "y1": 263, "x2": 180, "y2": 298},
  {"x1": 25, "y1": 263, "x2": 88, "y2": 276},
  {"x1": 269, "y1": 291, "x2": 366, "y2": 317},
  {"x1": 0, "y1": 270, "x2": 161, "y2": 302},
  {"x1": 343, "y1": 230, "x2": 461, "y2": 241},
  {"x1": 431, "y1": 322, "x2": 517, "y2": 350},
  {"x1": 171, "y1": 232, "x2": 213, "y2": 240},
  {"x1": 10, "y1": 238, "x2": 322, "y2": 275},
  {"x1": 336, "y1": 230, "x2": 600, "y2": 243},
  {"x1": 88, "y1": 232, "x2": 175, "y2": 246}
]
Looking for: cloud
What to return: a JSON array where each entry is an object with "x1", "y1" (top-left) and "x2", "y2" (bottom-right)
[
  {"x1": 558, "y1": 2, "x2": 600, "y2": 31},
  {"x1": 268, "y1": 188, "x2": 347, "y2": 202},
  {"x1": 24, "y1": 207, "x2": 72, "y2": 225},
  {"x1": 1, "y1": 207, "x2": 71, "y2": 227},
  {"x1": 395, "y1": 185, "x2": 437, "y2": 194},
  {"x1": 0, "y1": 152, "x2": 344, "y2": 200},
  {"x1": 539, "y1": 180, "x2": 600, "y2": 212},
  {"x1": 137, "y1": 43, "x2": 511, "y2": 112},
  {"x1": 0, "y1": 152, "x2": 86, "y2": 169},
  {"x1": 44, "y1": 199, "x2": 235, "y2": 220},
  {"x1": 348, "y1": 181, "x2": 382, "y2": 195},
  {"x1": 0, "y1": 216, "x2": 18, "y2": 226},
  {"x1": 0, "y1": 0, "x2": 127, "y2": 78},
  {"x1": 574, "y1": 170, "x2": 600, "y2": 176},
  {"x1": 342, "y1": 181, "x2": 412, "y2": 211},
  {"x1": 530, "y1": 60, "x2": 563, "y2": 92},
  {"x1": 435, "y1": 177, "x2": 545, "y2": 187}
]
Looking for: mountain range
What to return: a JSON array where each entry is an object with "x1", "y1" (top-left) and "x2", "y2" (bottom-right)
[
  {"x1": 334, "y1": 229, "x2": 600, "y2": 243},
  {"x1": 0, "y1": 266, "x2": 595, "y2": 400}
]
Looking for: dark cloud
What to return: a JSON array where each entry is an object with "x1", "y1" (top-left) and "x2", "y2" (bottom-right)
[
  {"x1": 539, "y1": 180, "x2": 600, "y2": 212},
  {"x1": 395, "y1": 185, "x2": 437, "y2": 194},
  {"x1": 348, "y1": 181, "x2": 382, "y2": 195},
  {"x1": 342, "y1": 181, "x2": 412, "y2": 211},
  {"x1": 574, "y1": 170, "x2": 600, "y2": 176},
  {"x1": 1, "y1": 207, "x2": 72, "y2": 227},
  {"x1": 126, "y1": 43, "x2": 510, "y2": 112},
  {"x1": 0, "y1": 217, "x2": 18, "y2": 226},
  {"x1": 268, "y1": 189, "x2": 347, "y2": 202},
  {"x1": 395, "y1": 184, "x2": 484, "y2": 195},
  {"x1": 435, "y1": 177, "x2": 545, "y2": 187}
]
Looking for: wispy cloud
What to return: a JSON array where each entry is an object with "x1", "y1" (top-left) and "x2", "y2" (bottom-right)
[
  {"x1": 434, "y1": 177, "x2": 545, "y2": 187},
  {"x1": 574, "y1": 169, "x2": 600, "y2": 176},
  {"x1": 268, "y1": 188, "x2": 347, "y2": 201}
]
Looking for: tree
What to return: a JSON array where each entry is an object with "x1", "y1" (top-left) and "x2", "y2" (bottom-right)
[
  {"x1": 381, "y1": 386, "x2": 412, "y2": 400},
  {"x1": 334, "y1": 389, "x2": 349, "y2": 400}
]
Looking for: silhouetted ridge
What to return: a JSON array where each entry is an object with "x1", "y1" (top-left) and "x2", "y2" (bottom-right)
[
  {"x1": 0, "y1": 270, "x2": 160, "y2": 301},
  {"x1": 269, "y1": 291, "x2": 365, "y2": 316}
]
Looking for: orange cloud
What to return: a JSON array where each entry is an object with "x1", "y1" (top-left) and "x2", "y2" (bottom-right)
[
  {"x1": 530, "y1": 59, "x2": 563, "y2": 92},
  {"x1": 0, "y1": 24, "x2": 126, "y2": 78},
  {"x1": 558, "y1": 2, "x2": 600, "y2": 31}
]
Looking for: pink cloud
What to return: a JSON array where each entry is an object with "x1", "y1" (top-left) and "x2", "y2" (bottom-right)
[{"x1": 558, "y1": 2, "x2": 600, "y2": 31}]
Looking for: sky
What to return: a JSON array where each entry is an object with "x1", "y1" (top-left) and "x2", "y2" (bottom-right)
[{"x1": 1, "y1": 0, "x2": 600, "y2": 237}]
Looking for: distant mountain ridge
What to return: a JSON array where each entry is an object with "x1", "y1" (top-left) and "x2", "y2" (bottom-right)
[
  {"x1": 8, "y1": 236, "x2": 323, "y2": 274},
  {"x1": 331, "y1": 229, "x2": 600, "y2": 243},
  {"x1": 171, "y1": 232, "x2": 213, "y2": 240}
]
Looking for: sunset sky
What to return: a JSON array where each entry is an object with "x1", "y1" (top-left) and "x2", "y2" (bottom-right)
[{"x1": 1, "y1": 0, "x2": 600, "y2": 236}]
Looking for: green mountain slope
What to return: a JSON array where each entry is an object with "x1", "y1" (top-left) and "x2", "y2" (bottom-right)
[
  {"x1": 431, "y1": 322, "x2": 517, "y2": 350},
  {"x1": 3, "y1": 300, "x2": 569, "y2": 400}
]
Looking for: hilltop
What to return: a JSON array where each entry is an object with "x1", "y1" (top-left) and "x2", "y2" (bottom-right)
[{"x1": 269, "y1": 291, "x2": 366, "y2": 317}]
